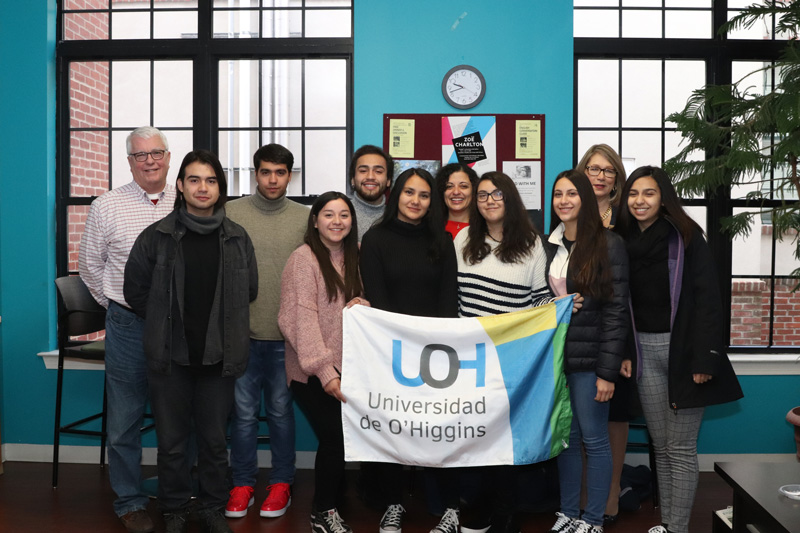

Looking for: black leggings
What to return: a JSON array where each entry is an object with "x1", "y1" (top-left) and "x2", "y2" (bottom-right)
[{"x1": 291, "y1": 377, "x2": 346, "y2": 512}]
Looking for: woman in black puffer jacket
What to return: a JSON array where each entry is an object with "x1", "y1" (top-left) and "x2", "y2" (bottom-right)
[{"x1": 544, "y1": 170, "x2": 629, "y2": 533}]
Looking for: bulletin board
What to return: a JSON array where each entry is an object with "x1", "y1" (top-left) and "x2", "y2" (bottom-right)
[{"x1": 383, "y1": 114, "x2": 545, "y2": 229}]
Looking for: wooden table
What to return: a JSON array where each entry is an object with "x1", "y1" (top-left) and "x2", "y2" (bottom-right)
[{"x1": 715, "y1": 461, "x2": 800, "y2": 533}]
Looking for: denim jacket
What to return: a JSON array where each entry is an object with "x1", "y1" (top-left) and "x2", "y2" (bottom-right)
[{"x1": 124, "y1": 209, "x2": 258, "y2": 377}]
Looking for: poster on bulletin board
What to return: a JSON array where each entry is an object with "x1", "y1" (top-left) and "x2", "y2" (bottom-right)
[
  {"x1": 442, "y1": 115, "x2": 497, "y2": 176},
  {"x1": 384, "y1": 113, "x2": 545, "y2": 229}
]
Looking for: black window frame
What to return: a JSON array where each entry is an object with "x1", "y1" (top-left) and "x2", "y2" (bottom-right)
[
  {"x1": 574, "y1": 0, "x2": 793, "y2": 352},
  {"x1": 56, "y1": 0, "x2": 353, "y2": 276}
]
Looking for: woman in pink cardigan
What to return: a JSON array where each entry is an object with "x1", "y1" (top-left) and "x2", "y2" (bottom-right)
[{"x1": 278, "y1": 191, "x2": 368, "y2": 533}]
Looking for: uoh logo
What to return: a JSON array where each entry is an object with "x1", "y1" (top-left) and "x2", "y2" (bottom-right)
[{"x1": 392, "y1": 340, "x2": 486, "y2": 389}]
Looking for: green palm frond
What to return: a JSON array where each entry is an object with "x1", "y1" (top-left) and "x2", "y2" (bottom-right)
[
  {"x1": 665, "y1": 0, "x2": 800, "y2": 253},
  {"x1": 721, "y1": 2, "x2": 800, "y2": 37}
]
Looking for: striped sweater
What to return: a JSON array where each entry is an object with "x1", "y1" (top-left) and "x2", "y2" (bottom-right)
[{"x1": 454, "y1": 231, "x2": 554, "y2": 317}]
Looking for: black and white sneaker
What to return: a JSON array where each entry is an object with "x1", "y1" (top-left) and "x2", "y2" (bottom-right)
[
  {"x1": 311, "y1": 508, "x2": 352, "y2": 533},
  {"x1": 430, "y1": 508, "x2": 459, "y2": 533},
  {"x1": 548, "y1": 512, "x2": 577, "y2": 533},
  {"x1": 379, "y1": 504, "x2": 405, "y2": 533},
  {"x1": 571, "y1": 520, "x2": 603, "y2": 533}
]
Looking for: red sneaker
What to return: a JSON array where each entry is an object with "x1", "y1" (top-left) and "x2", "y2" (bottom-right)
[
  {"x1": 225, "y1": 486, "x2": 255, "y2": 518},
  {"x1": 260, "y1": 483, "x2": 291, "y2": 517}
]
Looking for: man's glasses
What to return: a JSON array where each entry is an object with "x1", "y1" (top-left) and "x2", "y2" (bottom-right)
[
  {"x1": 586, "y1": 165, "x2": 617, "y2": 178},
  {"x1": 476, "y1": 189, "x2": 504, "y2": 202},
  {"x1": 129, "y1": 150, "x2": 167, "y2": 162}
]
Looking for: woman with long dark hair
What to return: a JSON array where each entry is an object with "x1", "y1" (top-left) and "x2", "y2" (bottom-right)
[
  {"x1": 546, "y1": 170, "x2": 629, "y2": 533},
  {"x1": 615, "y1": 166, "x2": 742, "y2": 533},
  {"x1": 435, "y1": 163, "x2": 479, "y2": 239},
  {"x1": 457, "y1": 171, "x2": 555, "y2": 315},
  {"x1": 458, "y1": 171, "x2": 548, "y2": 294},
  {"x1": 278, "y1": 191, "x2": 367, "y2": 533},
  {"x1": 454, "y1": 171, "x2": 558, "y2": 532},
  {"x1": 359, "y1": 168, "x2": 459, "y2": 533}
]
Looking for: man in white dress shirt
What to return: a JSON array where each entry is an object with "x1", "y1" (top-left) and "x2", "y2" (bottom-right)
[{"x1": 79, "y1": 126, "x2": 175, "y2": 533}]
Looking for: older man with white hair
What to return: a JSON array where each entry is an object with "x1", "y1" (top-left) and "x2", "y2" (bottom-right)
[{"x1": 79, "y1": 126, "x2": 175, "y2": 533}]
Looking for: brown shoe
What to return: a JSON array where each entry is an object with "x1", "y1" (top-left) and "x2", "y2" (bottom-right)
[{"x1": 120, "y1": 509, "x2": 155, "y2": 533}]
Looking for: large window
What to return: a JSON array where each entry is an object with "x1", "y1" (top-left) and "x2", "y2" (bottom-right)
[
  {"x1": 57, "y1": 0, "x2": 352, "y2": 273},
  {"x1": 574, "y1": 0, "x2": 798, "y2": 349}
]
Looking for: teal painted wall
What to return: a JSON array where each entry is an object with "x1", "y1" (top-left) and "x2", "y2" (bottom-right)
[
  {"x1": 0, "y1": 0, "x2": 798, "y2": 457},
  {"x1": 699, "y1": 375, "x2": 800, "y2": 454},
  {"x1": 0, "y1": 0, "x2": 61, "y2": 446},
  {"x1": 354, "y1": 0, "x2": 575, "y2": 200}
]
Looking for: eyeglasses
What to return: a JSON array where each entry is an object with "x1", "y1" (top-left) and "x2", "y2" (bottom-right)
[
  {"x1": 586, "y1": 165, "x2": 617, "y2": 178},
  {"x1": 476, "y1": 189, "x2": 504, "y2": 202},
  {"x1": 129, "y1": 150, "x2": 167, "y2": 162}
]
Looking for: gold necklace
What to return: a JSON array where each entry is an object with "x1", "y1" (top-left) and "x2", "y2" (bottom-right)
[{"x1": 601, "y1": 205, "x2": 612, "y2": 220}]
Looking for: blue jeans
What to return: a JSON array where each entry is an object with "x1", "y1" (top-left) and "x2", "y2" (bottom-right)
[
  {"x1": 557, "y1": 371, "x2": 612, "y2": 527},
  {"x1": 105, "y1": 301, "x2": 150, "y2": 516},
  {"x1": 230, "y1": 340, "x2": 296, "y2": 487}
]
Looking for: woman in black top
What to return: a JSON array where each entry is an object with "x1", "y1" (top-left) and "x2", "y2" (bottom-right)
[
  {"x1": 360, "y1": 168, "x2": 459, "y2": 533},
  {"x1": 614, "y1": 166, "x2": 742, "y2": 533}
]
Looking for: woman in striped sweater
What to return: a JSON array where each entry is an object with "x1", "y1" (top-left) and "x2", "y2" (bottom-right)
[
  {"x1": 453, "y1": 171, "x2": 568, "y2": 533},
  {"x1": 455, "y1": 171, "x2": 553, "y2": 318}
]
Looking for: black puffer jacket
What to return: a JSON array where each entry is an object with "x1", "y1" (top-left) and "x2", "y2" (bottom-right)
[{"x1": 545, "y1": 226, "x2": 629, "y2": 383}]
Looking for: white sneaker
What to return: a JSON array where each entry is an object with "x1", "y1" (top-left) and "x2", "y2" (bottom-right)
[
  {"x1": 648, "y1": 527, "x2": 669, "y2": 533},
  {"x1": 379, "y1": 504, "x2": 405, "y2": 533}
]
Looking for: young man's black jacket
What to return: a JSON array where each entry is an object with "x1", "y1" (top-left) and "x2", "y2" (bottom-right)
[{"x1": 124, "y1": 209, "x2": 258, "y2": 378}]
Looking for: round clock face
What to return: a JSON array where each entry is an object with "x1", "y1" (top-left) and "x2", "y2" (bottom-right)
[{"x1": 442, "y1": 65, "x2": 486, "y2": 110}]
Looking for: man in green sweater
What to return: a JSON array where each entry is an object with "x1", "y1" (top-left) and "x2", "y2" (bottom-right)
[{"x1": 224, "y1": 144, "x2": 308, "y2": 521}]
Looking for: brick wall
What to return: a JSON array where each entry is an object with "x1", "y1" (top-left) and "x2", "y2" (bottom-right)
[
  {"x1": 772, "y1": 279, "x2": 800, "y2": 345},
  {"x1": 731, "y1": 279, "x2": 800, "y2": 346},
  {"x1": 67, "y1": 60, "x2": 109, "y2": 273}
]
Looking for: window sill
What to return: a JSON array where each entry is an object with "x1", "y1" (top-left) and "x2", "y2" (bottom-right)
[
  {"x1": 37, "y1": 349, "x2": 104, "y2": 371},
  {"x1": 730, "y1": 353, "x2": 800, "y2": 375},
  {"x1": 36, "y1": 351, "x2": 800, "y2": 375}
]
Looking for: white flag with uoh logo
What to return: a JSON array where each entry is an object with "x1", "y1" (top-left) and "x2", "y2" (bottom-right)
[{"x1": 341, "y1": 298, "x2": 573, "y2": 467}]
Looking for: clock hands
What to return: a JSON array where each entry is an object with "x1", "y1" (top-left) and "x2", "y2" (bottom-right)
[
  {"x1": 450, "y1": 88, "x2": 478, "y2": 98},
  {"x1": 450, "y1": 83, "x2": 479, "y2": 98}
]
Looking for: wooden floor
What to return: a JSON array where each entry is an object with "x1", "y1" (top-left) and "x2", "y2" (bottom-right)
[{"x1": 0, "y1": 461, "x2": 733, "y2": 532}]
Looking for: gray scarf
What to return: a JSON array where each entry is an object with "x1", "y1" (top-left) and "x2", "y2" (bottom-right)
[{"x1": 177, "y1": 206, "x2": 225, "y2": 235}]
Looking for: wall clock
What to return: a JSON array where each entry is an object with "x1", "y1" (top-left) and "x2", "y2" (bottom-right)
[{"x1": 442, "y1": 64, "x2": 486, "y2": 110}]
